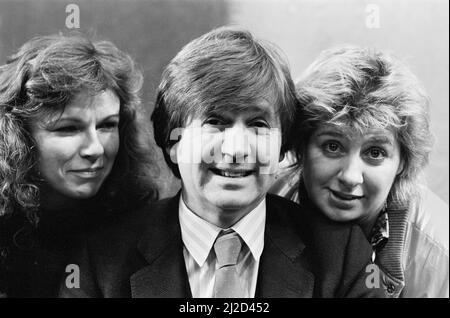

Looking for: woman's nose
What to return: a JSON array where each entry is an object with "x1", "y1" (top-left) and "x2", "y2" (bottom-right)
[
  {"x1": 79, "y1": 129, "x2": 104, "y2": 160},
  {"x1": 221, "y1": 125, "x2": 251, "y2": 163},
  {"x1": 337, "y1": 155, "x2": 364, "y2": 188}
]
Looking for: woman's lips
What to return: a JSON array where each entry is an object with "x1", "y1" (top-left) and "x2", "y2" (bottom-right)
[
  {"x1": 70, "y1": 167, "x2": 104, "y2": 178},
  {"x1": 329, "y1": 189, "x2": 364, "y2": 201}
]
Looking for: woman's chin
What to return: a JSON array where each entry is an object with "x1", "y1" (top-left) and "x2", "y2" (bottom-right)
[
  {"x1": 321, "y1": 207, "x2": 361, "y2": 223},
  {"x1": 60, "y1": 185, "x2": 102, "y2": 201}
]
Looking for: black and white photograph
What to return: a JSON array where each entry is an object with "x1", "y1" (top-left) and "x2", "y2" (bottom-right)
[{"x1": 0, "y1": 0, "x2": 448, "y2": 302}]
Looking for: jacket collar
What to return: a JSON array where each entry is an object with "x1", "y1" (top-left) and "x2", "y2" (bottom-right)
[
  {"x1": 376, "y1": 201, "x2": 409, "y2": 294},
  {"x1": 256, "y1": 194, "x2": 314, "y2": 298}
]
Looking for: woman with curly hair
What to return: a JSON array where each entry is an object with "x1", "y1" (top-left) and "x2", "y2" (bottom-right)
[
  {"x1": 271, "y1": 46, "x2": 449, "y2": 297},
  {"x1": 0, "y1": 33, "x2": 158, "y2": 297}
]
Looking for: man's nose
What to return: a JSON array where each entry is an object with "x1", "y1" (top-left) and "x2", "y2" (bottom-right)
[{"x1": 221, "y1": 125, "x2": 251, "y2": 163}]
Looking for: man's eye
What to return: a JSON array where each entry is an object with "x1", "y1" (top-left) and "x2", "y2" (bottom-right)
[
  {"x1": 250, "y1": 120, "x2": 269, "y2": 128},
  {"x1": 204, "y1": 117, "x2": 225, "y2": 126}
]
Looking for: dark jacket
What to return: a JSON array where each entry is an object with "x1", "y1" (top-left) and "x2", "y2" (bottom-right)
[
  {"x1": 296, "y1": 202, "x2": 384, "y2": 298},
  {"x1": 0, "y1": 203, "x2": 132, "y2": 297},
  {"x1": 59, "y1": 193, "x2": 384, "y2": 298},
  {"x1": 0, "y1": 210, "x2": 98, "y2": 297}
]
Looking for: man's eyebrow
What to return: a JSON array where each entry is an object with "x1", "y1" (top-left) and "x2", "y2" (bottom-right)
[
  {"x1": 203, "y1": 104, "x2": 275, "y2": 121},
  {"x1": 246, "y1": 104, "x2": 274, "y2": 116}
]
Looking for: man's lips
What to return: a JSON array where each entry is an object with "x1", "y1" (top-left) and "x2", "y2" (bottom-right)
[
  {"x1": 209, "y1": 167, "x2": 255, "y2": 178},
  {"x1": 329, "y1": 189, "x2": 364, "y2": 201}
]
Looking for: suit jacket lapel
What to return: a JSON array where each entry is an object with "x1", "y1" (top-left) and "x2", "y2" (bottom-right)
[
  {"x1": 130, "y1": 193, "x2": 192, "y2": 298},
  {"x1": 256, "y1": 195, "x2": 314, "y2": 298}
]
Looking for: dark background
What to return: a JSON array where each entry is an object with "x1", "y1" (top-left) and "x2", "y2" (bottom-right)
[{"x1": 0, "y1": 0, "x2": 448, "y2": 203}]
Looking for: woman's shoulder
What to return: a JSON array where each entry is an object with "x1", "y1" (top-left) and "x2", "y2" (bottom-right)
[
  {"x1": 402, "y1": 187, "x2": 449, "y2": 297},
  {"x1": 407, "y1": 187, "x2": 449, "y2": 253}
]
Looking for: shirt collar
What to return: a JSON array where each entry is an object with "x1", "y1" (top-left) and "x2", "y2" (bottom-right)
[
  {"x1": 370, "y1": 210, "x2": 390, "y2": 251},
  {"x1": 231, "y1": 199, "x2": 266, "y2": 262},
  {"x1": 179, "y1": 197, "x2": 266, "y2": 267}
]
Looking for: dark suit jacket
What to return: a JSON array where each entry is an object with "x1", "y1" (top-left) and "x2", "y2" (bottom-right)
[
  {"x1": 59, "y1": 193, "x2": 316, "y2": 298},
  {"x1": 59, "y1": 193, "x2": 384, "y2": 298}
]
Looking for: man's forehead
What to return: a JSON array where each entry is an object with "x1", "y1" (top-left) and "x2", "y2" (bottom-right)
[{"x1": 203, "y1": 100, "x2": 278, "y2": 118}]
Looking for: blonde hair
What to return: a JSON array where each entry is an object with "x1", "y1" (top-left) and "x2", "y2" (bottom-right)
[{"x1": 294, "y1": 45, "x2": 433, "y2": 206}]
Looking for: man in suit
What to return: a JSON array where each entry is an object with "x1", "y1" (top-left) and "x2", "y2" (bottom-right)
[
  {"x1": 59, "y1": 27, "x2": 383, "y2": 298},
  {"x1": 59, "y1": 26, "x2": 314, "y2": 298}
]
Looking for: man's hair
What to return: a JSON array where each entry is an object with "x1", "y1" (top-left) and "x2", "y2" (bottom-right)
[
  {"x1": 294, "y1": 45, "x2": 433, "y2": 206},
  {"x1": 151, "y1": 26, "x2": 298, "y2": 178},
  {"x1": 0, "y1": 33, "x2": 158, "y2": 221}
]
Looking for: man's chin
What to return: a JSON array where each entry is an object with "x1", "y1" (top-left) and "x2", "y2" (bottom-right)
[{"x1": 209, "y1": 195, "x2": 260, "y2": 213}]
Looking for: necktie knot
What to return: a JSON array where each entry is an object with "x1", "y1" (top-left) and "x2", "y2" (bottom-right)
[{"x1": 214, "y1": 230, "x2": 242, "y2": 268}]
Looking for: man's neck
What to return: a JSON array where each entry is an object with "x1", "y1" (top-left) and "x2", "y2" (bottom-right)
[{"x1": 181, "y1": 192, "x2": 265, "y2": 228}]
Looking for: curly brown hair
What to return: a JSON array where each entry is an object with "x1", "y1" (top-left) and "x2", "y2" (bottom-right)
[{"x1": 0, "y1": 33, "x2": 158, "y2": 222}]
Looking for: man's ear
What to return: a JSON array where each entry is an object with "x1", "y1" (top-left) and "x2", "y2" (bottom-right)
[{"x1": 167, "y1": 142, "x2": 179, "y2": 164}]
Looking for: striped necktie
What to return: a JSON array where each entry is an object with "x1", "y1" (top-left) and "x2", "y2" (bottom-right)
[{"x1": 213, "y1": 230, "x2": 244, "y2": 298}]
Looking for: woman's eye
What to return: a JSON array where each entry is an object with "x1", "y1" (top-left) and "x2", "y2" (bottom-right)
[
  {"x1": 320, "y1": 141, "x2": 343, "y2": 157},
  {"x1": 324, "y1": 142, "x2": 340, "y2": 153},
  {"x1": 98, "y1": 122, "x2": 119, "y2": 130},
  {"x1": 54, "y1": 126, "x2": 78, "y2": 133},
  {"x1": 366, "y1": 147, "x2": 387, "y2": 160}
]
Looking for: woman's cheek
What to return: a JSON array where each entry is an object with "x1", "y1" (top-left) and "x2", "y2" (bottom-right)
[{"x1": 106, "y1": 131, "x2": 120, "y2": 158}]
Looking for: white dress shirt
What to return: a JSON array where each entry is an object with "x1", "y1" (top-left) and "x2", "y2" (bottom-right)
[{"x1": 179, "y1": 197, "x2": 266, "y2": 298}]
